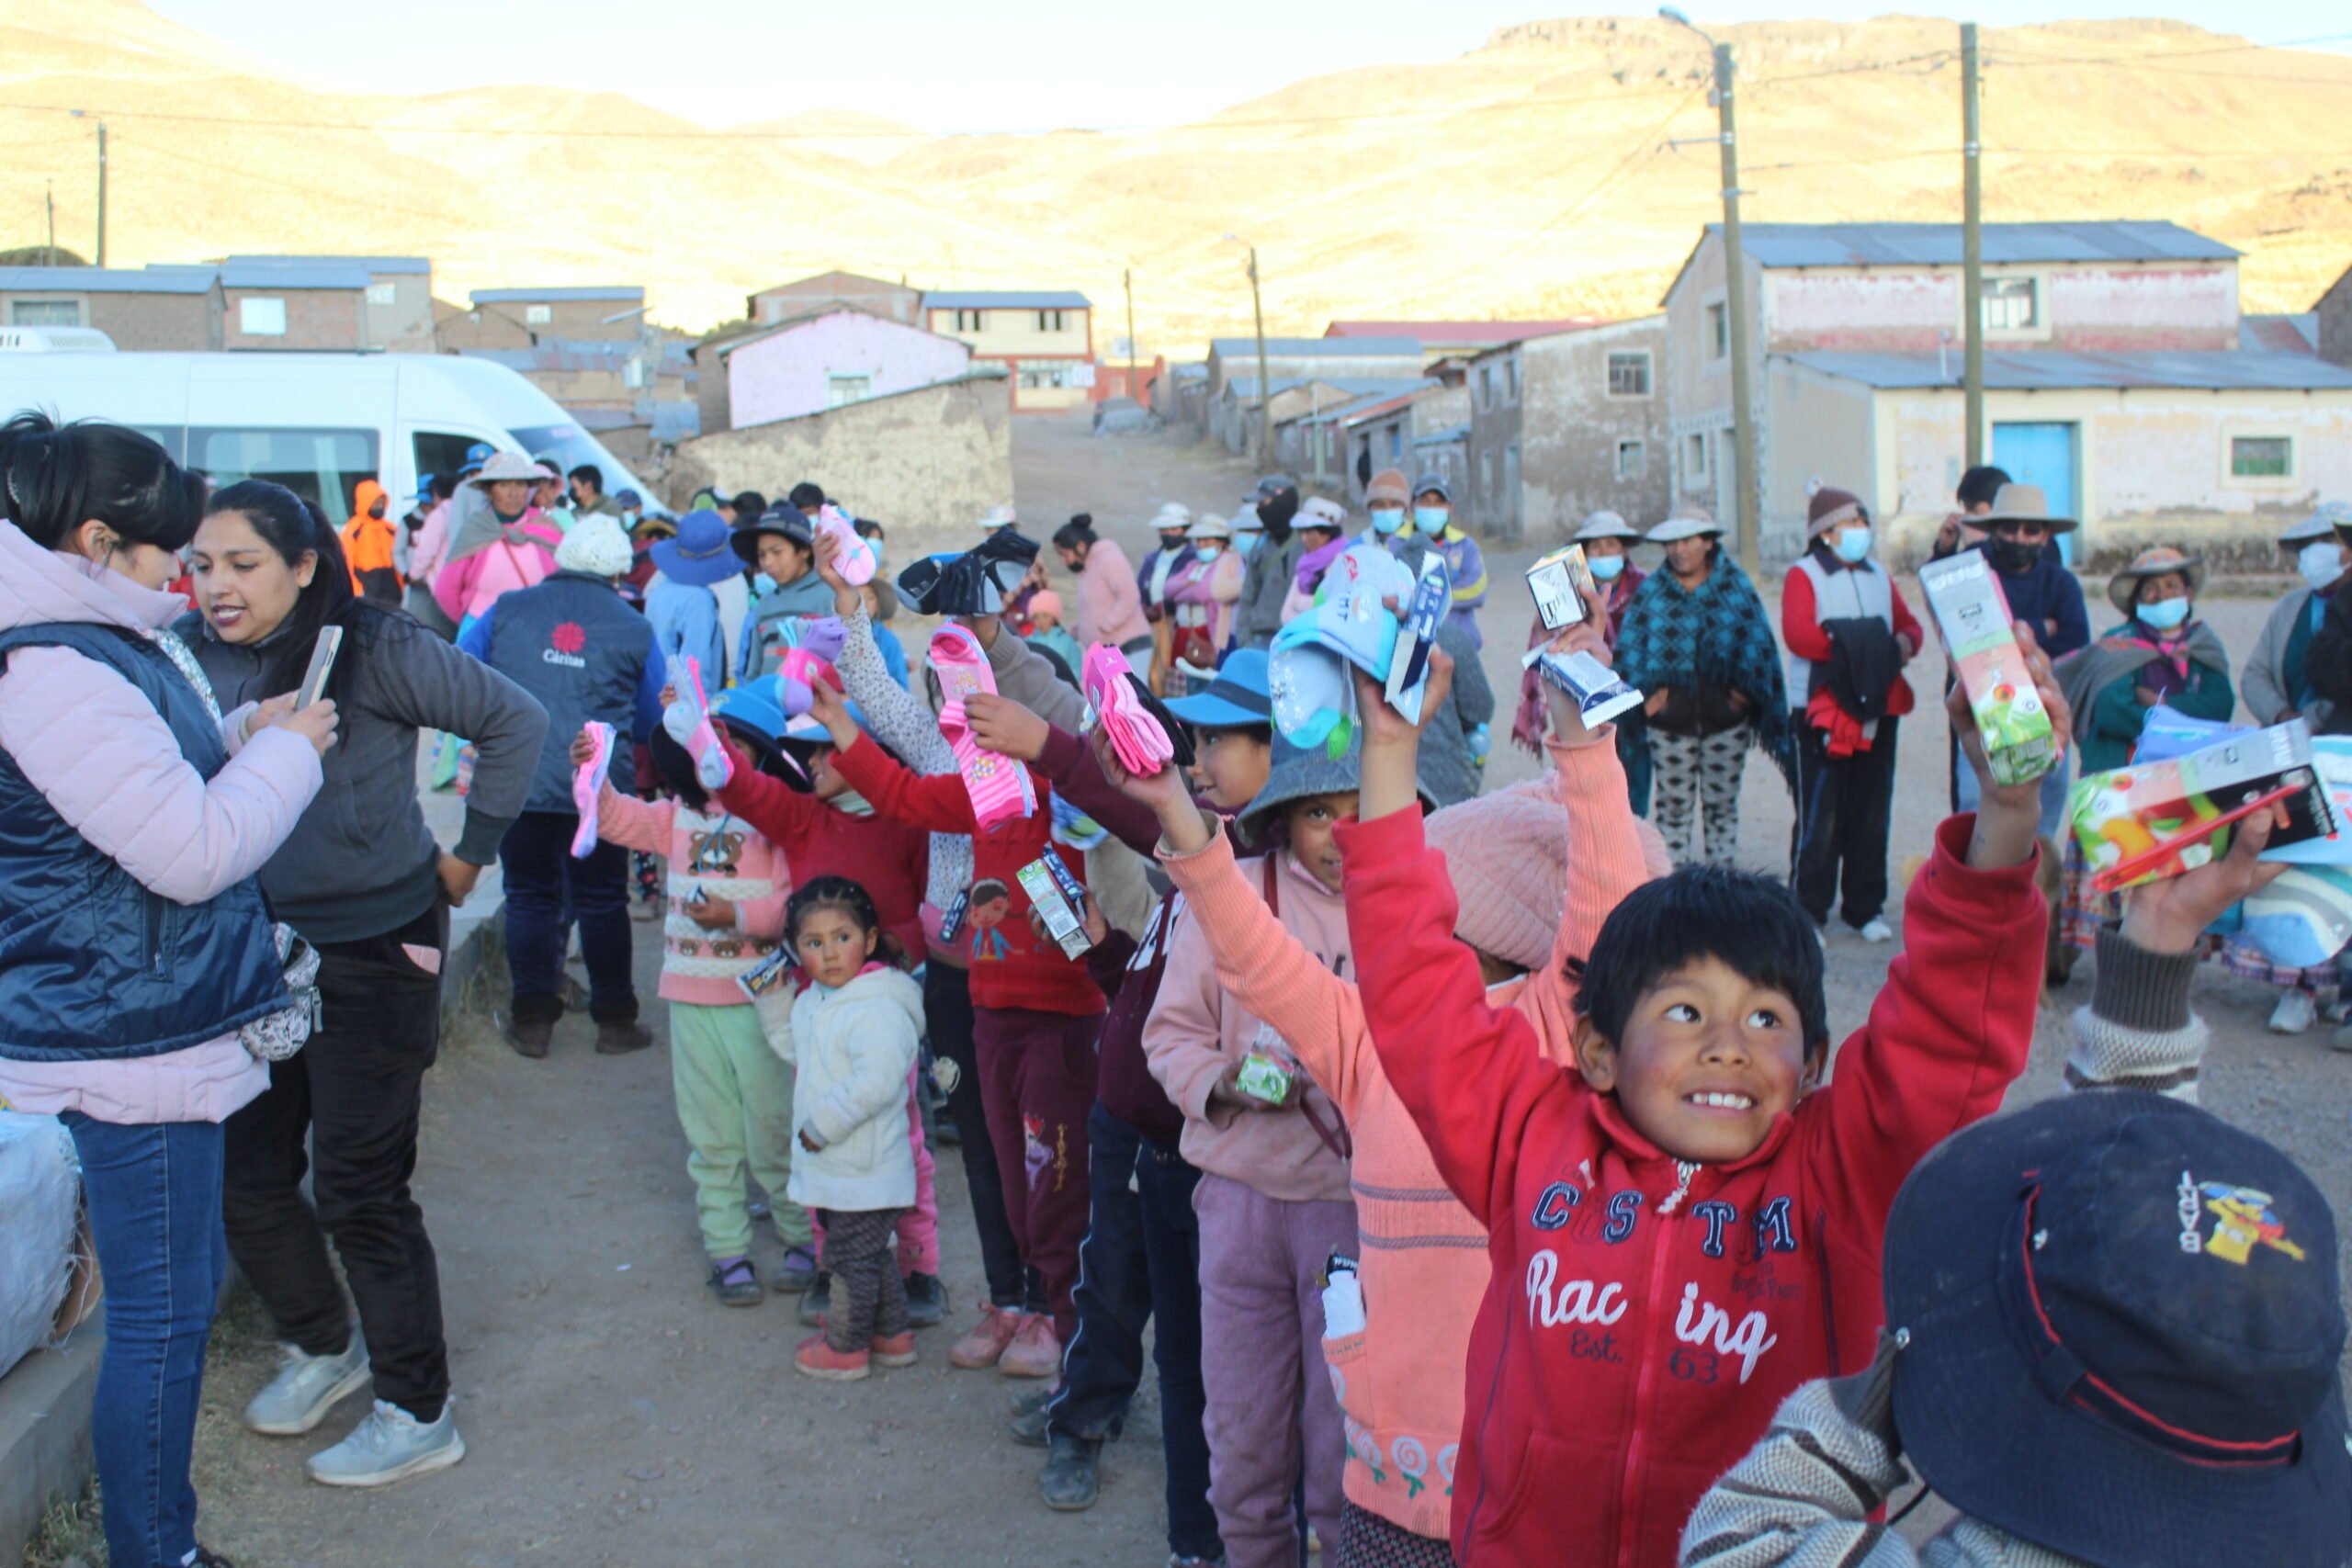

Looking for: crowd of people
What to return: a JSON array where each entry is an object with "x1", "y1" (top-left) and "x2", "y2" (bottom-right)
[{"x1": 0, "y1": 408, "x2": 2346, "y2": 1568}]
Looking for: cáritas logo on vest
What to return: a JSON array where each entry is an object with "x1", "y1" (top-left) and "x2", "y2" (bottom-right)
[{"x1": 543, "y1": 621, "x2": 588, "y2": 669}]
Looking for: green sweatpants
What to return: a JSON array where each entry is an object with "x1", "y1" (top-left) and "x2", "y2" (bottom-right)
[{"x1": 669, "y1": 1000, "x2": 810, "y2": 1259}]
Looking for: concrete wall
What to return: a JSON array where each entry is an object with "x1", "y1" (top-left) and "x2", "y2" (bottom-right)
[
  {"x1": 752, "y1": 274, "x2": 920, "y2": 325},
  {"x1": 1663, "y1": 233, "x2": 1757, "y2": 526},
  {"x1": 666, "y1": 372, "x2": 1012, "y2": 556},
  {"x1": 1510, "y1": 317, "x2": 1674, "y2": 545},
  {"x1": 434, "y1": 304, "x2": 534, "y2": 352},
  {"x1": 2319, "y1": 268, "x2": 2352, "y2": 368},
  {"x1": 1769, "y1": 359, "x2": 1881, "y2": 549},
  {"x1": 1762, "y1": 262, "x2": 2239, "y2": 354},
  {"x1": 223, "y1": 286, "x2": 365, "y2": 350},
  {"x1": 726, "y1": 311, "x2": 971, "y2": 427},
  {"x1": 368, "y1": 272, "x2": 436, "y2": 351},
  {"x1": 693, "y1": 341, "x2": 734, "y2": 436},
  {"x1": 927, "y1": 306, "x2": 1090, "y2": 361},
  {"x1": 0, "y1": 288, "x2": 222, "y2": 349},
  {"x1": 498, "y1": 298, "x2": 642, "y2": 340}
]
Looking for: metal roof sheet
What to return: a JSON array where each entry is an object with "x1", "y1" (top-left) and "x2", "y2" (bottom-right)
[
  {"x1": 1784, "y1": 348, "x2": 2352, "y2": 392},
  {"x1": 224, "y1": 254, "x2": 431, "y2": 275},
  {"x1": 470, "y1": 287, "x2": 645, "y2": 304},
  {"x1": 1734, "y1": 220, "x2": 2238, "y2": 268},
  {"x1": 1227, "y1": 376, "x2": 1431, "y2": 403},
  {"x1": 2240, "y1": 313, "x2": 2319, "y2": 355},
  {"x1": 1211, "y1": 336, "x2": 1422, "y2": 359},
  {"x1": 1323, "y1": 320, "x2": 1600, "y2": 344},
  {"x1": 220, "y1": 260, "x2": 373, "y2": 290},
  {"x1": 922, "y1": 290, "x2": 1091, "y2": 309},
  {"x1": 0, "y1": 265, "x2": 219, "y2": 295},
  {"x1": 1413, "y1": 423, "x2": 1471, "y2": 446}
]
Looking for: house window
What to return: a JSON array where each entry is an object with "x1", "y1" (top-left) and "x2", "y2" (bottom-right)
[
  {"x1": 1035, "y1": 309, "x2": 1066, "y2": 333},
  {"x1": 365, "y1": 282, "x2": 397, "y2": 306},
  {"x1": 1607, "y1": 351, "x2": 1652, "y2": 398},
  {"x1": 2230, "y1": 434, "x2": 2293, "y2": 479},
  {"x1": 1685, "y1": 430, "x2": 1710, "y2": 482},
  {"x1": 524, "y1": 304, "x2": 552, "y2": 325},
  {"x1": 1507, "y1": 359, "x2": 1521, "y2": 401},
  {"x1": 239, "y1": 297, "x2": 287, "y2": 336},
  {"x1": 1480, "y1": 451, "x2": 1495, "y2": 502},
  {"x1": 622, "y1": 359, "x2": 648, "y2": 390},
  {"x1": 1615, "y1": 438, "x2": 1646, "y2": 480},
  {"x1": 828, "y1": 373, "x2": 874, "y2": 408},
  {"x1": 1983, "y1": 276, "x2": 2040, "y2": 333},
  {"x1": 9, "y1": 299, "x2": 81, "y2": 327},
  {"x1": 1478, "y1": 366, "x2": 1495, "y2": 409},
  {"x1": 1018, "y1": 364, "x2": 1073, "y2": 389},
  {"x1": 956, "y1": 309, "x2": 985, "y2": 333},
  {"x1": 1705, "y1": 300, "x2": 1728, "y2": 361}
]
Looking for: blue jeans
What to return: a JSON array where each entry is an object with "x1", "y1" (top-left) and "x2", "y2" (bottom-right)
[
  {"x1": 499, "y1": 808, "x2": 639, "y2": 1023},
  {"x1": 62, "y1": 1112, "x2": 229, "y2": 1568},
  {"x1": 1954, "y1": 746, "x2": 2073, "y2": 840}
]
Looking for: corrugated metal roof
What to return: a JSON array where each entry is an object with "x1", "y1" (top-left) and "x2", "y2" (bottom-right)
[
  {"x1": 0, "y1": 265, "x2": 219, "y2": 295},
  {"x1": 220, "y1": 260, "x2": 373, "y2": 290},
  {"x1": 2241, "y1": 313, "x2": 2319, "y2": 355},
  {"x1": 470, "y1": 287, "x2": 645, "y2": 304},
  {"x1": 1171, "y1": 363, "x2": 1207, "y2": 380},
  {"x1": 1736, "y1": 220, "x2": 2237, "y2": 268},
  {"x1": 1323, "y1": 320, "x2": 1600, "y2": 344},
  {"x1": 1784, "y1": 348, "x2": 2352, "y2": 392},
  {"x1": 1227, "y1": 376, "x2": 1431, "y2": 403},
  {"x1": 1413, "y1": 423, "x2": 1470, "y2": 446},
  {"x1": 1211, "y1": 336, "x2": 1422, "y2": 359},
  {"x1": 224, "y1": 254, "x2": 430, "y2": 275},
  {"x1": 922, "y1": 290, "x2": 1091, "y2": 310}
]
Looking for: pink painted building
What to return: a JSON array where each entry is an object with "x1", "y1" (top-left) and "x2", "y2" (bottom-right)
[{"x1": 713, "y1": 306, "x2": 973, "y2": 429}]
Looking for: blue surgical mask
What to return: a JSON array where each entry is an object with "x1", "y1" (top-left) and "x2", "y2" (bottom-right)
[
  {"x1": 1589, "y1": 553, "x2": 1626, "y2": 581},
  {"x1": 1833, "y1": 525, "x2": 1873, "y2": 564},
  {"x1": 1414, "y1": 506, "x2": 1449, "y2": 534},
  {"x1": 752, "y1": 572, "x2": 775, "y2": 594},
  {"x1": 1232, "y1": 531, "x2": 1261, "y2": 558},
  {"x1": 2298, "y1": 539, "x2": 2345, "y2": 592},
  {"x1": 1370, "y1": 508, "x2": 1405, "y2": 536},
  {"x1": 2138, "y1": 594, "x2": 2191, "y2": 631},
  {"x1": 1194, "y1": 544, "x2": 1222, "y2": 560}
]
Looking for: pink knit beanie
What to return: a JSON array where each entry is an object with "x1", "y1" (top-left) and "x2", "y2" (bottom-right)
[{"x1": 1427, "y1": 774, "x2": 1671, "y2": 972}]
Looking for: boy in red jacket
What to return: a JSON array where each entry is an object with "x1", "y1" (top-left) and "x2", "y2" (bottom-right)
[{"x1": 1338, "y1": 626, "x2": 2065, "y2": 1568}]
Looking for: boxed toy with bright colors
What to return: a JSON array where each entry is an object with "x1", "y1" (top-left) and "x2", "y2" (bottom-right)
[
  {"x1": 2068, "y1": 719, "x2": 2341, "y2": 893},
  {"x1": 1917, "y1": 551, "x2": 2057, "y2": 786}
]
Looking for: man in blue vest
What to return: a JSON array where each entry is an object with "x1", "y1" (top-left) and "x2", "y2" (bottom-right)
[{"x1": 461, "y1": 515, "x2": 667, "y2": 1056}]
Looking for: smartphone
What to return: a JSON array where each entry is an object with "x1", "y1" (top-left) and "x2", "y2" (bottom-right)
[{"x1": 296, "y1": 626, "x2": 344, "y2": 708}]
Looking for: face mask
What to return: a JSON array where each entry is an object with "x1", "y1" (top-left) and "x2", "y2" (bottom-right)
[
  {"x1": 1159, "y1": 535, "x2": 1189, "y2": 554},
  {"x1": 2137, "y1": 594, "x2": 2190, "y2": 631},
  {"x1": 2298, "y1": 540, "x2": 2345, "y2": 592},
  {"x1": 1370, "y1": 508, "x2": 1405, "y2": 536},
  {"x1": 1589, "y1": 553, "x2": 1626, "y2": 581},
  {"x1": 752, "y1": 572, "x2": 776, "y2": 594},
  {"x1": 1232, "y1": 532, "x2": 1261, "y2": 558},
  {"x1": 1258, "y1": 491, "x2": 1299, "y2": 536},
  {"x1": 1414, "y1": 506, "x2": 1449, "y2": 534},
  {"x1": 1833, "y1": 525, "x2": 1873, "y2": 564},
  {"x1": 1194, "y1": 544, "x2": 1222, "y2": 560},
  {"x1": 1990, "y1": 536, "x2": 2041, "y2": 574}
]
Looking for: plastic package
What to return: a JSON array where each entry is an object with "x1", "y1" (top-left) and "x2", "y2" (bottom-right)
[{"x1": 0, "y1": 1111, "x2": 81, "y2": 1377}]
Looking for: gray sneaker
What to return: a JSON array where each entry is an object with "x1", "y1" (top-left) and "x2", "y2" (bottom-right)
[
  {"x1": 243, "y1": 1332, "x2": 370, "y2": 1436},
  {"x1": 306, "y1": 1399, "x2": 466, "y2": 1488}
]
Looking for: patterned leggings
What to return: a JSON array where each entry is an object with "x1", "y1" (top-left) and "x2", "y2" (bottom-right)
[
  {"x1": 1649, "y1": 728, "x2": 1747, "y2": 867},
  {"x1": 819, "y1": 1207, "x2": 910, "y2": 1353}
]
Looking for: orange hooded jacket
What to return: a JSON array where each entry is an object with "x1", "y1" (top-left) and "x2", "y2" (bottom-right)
[{"x1": 342, "y1": 479, "x2": 401, "y2": 602}]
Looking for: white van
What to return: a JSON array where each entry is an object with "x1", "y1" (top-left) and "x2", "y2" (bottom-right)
[{"x1": 0, "y1": 343, "x2": 664, "y2": 518}]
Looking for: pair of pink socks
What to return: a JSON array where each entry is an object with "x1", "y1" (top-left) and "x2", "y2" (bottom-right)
[{"x1": 930, "y1": 625, "x2": 1034, "y2": 829}]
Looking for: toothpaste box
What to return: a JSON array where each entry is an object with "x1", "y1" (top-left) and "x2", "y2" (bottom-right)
[
  {"x1": 1526, "y1": 544, "x2": 1605, "y2": 633},
  {"x1": 1533, "y1": 648, "x2": 1645, "y2": 728},
  {"x1": 1017, "y1": 854, "x2": 1094, "y2": 958},
  {"x1": 2069, "y1": 719, "x2": 2340, "y2": 893},
  {"x1": 1917, "y1": 551, "x2": 2058, "y2": 786}
]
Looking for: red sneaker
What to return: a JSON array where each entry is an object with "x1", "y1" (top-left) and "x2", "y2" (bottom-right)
[
  {"x1": 998, "y1": 1313, "x2": 1062, "y2": 1380},
  {"x1": 870, "y1": 1332, "x2": 918, "y2": 1369},
  {"x1": 794, "y1": 1335, "x2": 869, "y2": 1382},
  {"x1": 948, "y1": 1303, "x2": 1022, "y2": 1370}
]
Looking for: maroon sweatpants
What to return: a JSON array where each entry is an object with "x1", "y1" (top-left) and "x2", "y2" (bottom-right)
[{"x1": 971, "y1": 1005, "x2": 1101, "y2": 1342}]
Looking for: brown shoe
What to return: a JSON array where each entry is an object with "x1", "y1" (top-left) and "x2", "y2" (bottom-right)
[
  {"x1": 503, "y1": 1017, "x2": 553, "y2": 1059},
  {"x1": 948, "y1": 1303, "x2": 1022, "y2": 1370},
  {"x1": 594, "y1": 1020, "x2": 654, "y2": 1055}
]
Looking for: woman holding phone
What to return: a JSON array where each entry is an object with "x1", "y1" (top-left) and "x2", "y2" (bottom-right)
[
  {"x1": 183, "y1": 480, "x2": 548, "y2": 1488},
  {"x1": 0, "y1": 414, "x2": 336, "y2": 1568}
]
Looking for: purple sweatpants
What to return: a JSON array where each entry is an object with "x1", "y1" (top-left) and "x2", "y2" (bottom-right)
[
  {"x1": 973, "y1": 1005, "x2": 1101, "y2": 1342},
  {"x1": 1194, "y1": 1171, "x2": 1359, "y2": 1568}
]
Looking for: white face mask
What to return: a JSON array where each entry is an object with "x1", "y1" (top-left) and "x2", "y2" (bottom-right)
[{"x1": 2298, "y1": 539, "x2": 2346, "y2": 592}]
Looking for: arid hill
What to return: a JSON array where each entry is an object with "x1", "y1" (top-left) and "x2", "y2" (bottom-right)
[{"x1": 6, "y1": 2, "x2": 2349, "y2": 351}]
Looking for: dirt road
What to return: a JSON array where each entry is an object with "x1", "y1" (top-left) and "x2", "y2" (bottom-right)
[{"x1": 170, "y1": 414, "x2": 2348, "y2": 1568}]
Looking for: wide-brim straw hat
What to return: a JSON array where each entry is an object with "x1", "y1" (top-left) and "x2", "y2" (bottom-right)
[
  {"x1": 1978, "y1": 482, "x2": 2078, "y2": 536},
  {"x1": 2108, "y1": 546, "x2": 2207, "y2": 615},
  {"x1": 1574, "y1": 510, "x2": 1641, "y2": 544},
  {"x1": 1187, "y1": 513, "x2": 1232, "y2": 541},
  {"x1": 468, "y1": 450, "x2": 542, "y2": 487},
  {"x1": 2281, "y1": 502, "x2": 2351, "y2": 547},
  {"x1": 1645, "y1": 507, "x2": 1723, "y2": 544}
]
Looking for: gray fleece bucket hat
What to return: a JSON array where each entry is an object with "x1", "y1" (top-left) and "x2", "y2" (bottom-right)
[{"x1": 1237, "y1": 728, "x2": 1435, "y2": 845}]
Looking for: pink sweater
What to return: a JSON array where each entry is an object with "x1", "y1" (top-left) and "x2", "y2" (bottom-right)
[
  {"x1": 0, "y1": 522, "x2": 322, "y2": 1124},
  {"x1": 589, "y1": 784, "x2": 790, "y2": 1006},
  {"x1": 1166, "y1": 549, "x2": 1244, "y2": 651},
  {"x1": 1142, "y1": 848, "x2": 1354, "y2": 1204},
  {"x1": 431, "y1": 513, "x2": 560, "y2": 623},
  {"x1": 1156, "y1": 738, "x2": 1651, "y2": 1540},
  {"x1": 1073, "y1": 536, "x2": 1149, "y2": 649}
]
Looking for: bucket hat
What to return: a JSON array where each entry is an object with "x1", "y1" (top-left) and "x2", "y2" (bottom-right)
[
  {"x1": 2107, "y1": 545, "x2": 2206, "y2": 616},
  {"x1": 553, "y1": 514, "x2": 633, "y2": 578},
  {"x1": 1884, "y1": 1092, "x2": 2346, "y2": 1568},
  {"x1": 1153, "y1": 502, "x2": 1195, "y2": 531},
  {"x1": 468, "y1": 450, "x2": 541, "y2": 488},
  {"x1": 1187, "y1": 513, "x2": 1232, "y2": 541},
  {"x1": 2281, "y1": 502, "x2": 2351, "y2": 547},
  {"x1": 728, "y1": 502, "x2": 814, "y2": 568},
  {"x1": 895, "y1": 528, "x2": 1040, "y2": 617},
  {"x1": 711, "y1": 682, "x2": 790, "y2": 773},
  {"x1": 1978, "y1": 482, "x2": 2078, "y2": 536},
  {"x1": 1164, "y1": 648, "x2": 1273, "y2": 731},
  {"x1": 650, "y1": 508, "x2": 742, "y2": 587},
  {"x1": 1645, "y1": 507, "x2": 1723, "y2": 544},
  {"x1": 1236, "y1": 726, "x2": 1434, "y2": 845},
  {"x1": 1267, "y1": 544, "x2": 1412, "y2": 753},
  {"x1": 1573, "y1": 510, "x2": 1641, "y2": 544},
  {"x1": 1299, "y1": 495, "x2": 1348, "y2": 534}
]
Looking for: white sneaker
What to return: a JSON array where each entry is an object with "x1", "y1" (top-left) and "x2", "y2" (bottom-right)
[
  {"x1": 2268, "y1": 989, "x2": 2318, "y2": 1035},
  {"x1": 243, "y1": 1332, "x2": 370, "y2": 1436},
  {"x1": 1854, "y1": 918, "x2": 1895, "y2": 944},
  {"x1": 306, "y1": 1398, "x2": 466, "y2": 1488}
]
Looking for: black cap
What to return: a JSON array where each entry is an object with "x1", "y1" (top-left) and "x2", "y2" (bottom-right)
[{"x1": 727, "y1": 502, "x2": 813, "y2": 566}]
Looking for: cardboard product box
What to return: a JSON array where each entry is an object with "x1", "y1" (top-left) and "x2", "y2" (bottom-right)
[
  {"x1": 1918, "y1": 552, "x2": 2057, "y2": 786},
  {"x1": 2069, "y1": 719, "x2": 2341, "y2": 893},
  {"x1": 1526, "y1": 545, "x2": 1605, "y2": 633},
  {"x1": 1533, "y1": 648, "x2": 1645, "y2": 727},
  {"x1": 1017, "y1": 854, "x2": 1093, "y2": 958}
]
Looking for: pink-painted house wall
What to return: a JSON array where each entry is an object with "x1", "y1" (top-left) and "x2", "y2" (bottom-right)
[
  {"x1": 725, "y1": 310, "x2": 973, "y2": 428},
  {"x1": 1764, "y1": 263, "x2": 2239, "y2": 354}
]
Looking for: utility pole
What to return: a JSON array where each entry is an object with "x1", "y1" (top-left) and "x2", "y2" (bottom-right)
[
  {"x1": 96, "y1": 120, "x2": 107, "y2": 267},
  {"x1": 45, "y1": 183, "x2": 56, "y2": 267},
  {"x1": 1123, "y1": 266, "x2": 1138, "y2": 402},
  {"x1": 1962, "y1": 23, "x2": 1984, "y2": 468},
  {"x1": 1711, "y1": 42, "x2": 1760, "y2": 575},
  {"x1": 1247, "y1": 245, "x2": 1272, "y2": 475}
]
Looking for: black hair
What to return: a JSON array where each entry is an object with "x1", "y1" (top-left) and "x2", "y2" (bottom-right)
[
  {"x1": 202, "y1": 479, "x2": 391, "y2": 700},
  {"x1": 968, "y1": 877, "x2": 1011, "y2": 908},
  {"x1": 429, "y1": 471, "x2": 458, "y2": 502},
  {"x1": 1, "y1": 410, "x2": 206, "y2": 554},
  {"x1": 1572, "y1": 864, "x2": 1830, "y2": 1053},
  {"x1": 1052, "y1": 520, "x2": 1097, "y2": 551},
  {"x1": 647, "y1": 726, "x2": 707, "y2": 811},
  {"x1": 1197, "y1": 721, "x2": 1274, "y2": 748},
  {"x1": 1956, "y1": 465, "x2": 2012, "y2": 509},
  {"x1": 788, "y1": 481, "x2": 825, "y2": 513},
  {"x1": 1069, "y1": 512, "x2": 1092, "y2": 530},
  {"x1": 853, "y1": 516, "x2": 884, "y2": 540},
  {"x1": 568, "y1": 464, "x2": 603, "y2": 493},
  {"x1": 786, "y1": 874, "x2": 881, "y2": 945},
  {"x1": 732, "y1": 490, "x2": 768, "y2": 520}
]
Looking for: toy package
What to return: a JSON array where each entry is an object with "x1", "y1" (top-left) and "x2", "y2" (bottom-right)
[
  {"x1": 1235, "y1": 1052, "x2": 1295, "y2": 1105},
  {"x1": 2069, "y1": 719, "x2": 2341, "y2": 893},
  {"x1": 1918, "y1": 552, "x2": 2058, "y2": 786},
  {"x1": 1016, "y1": 853, "x2": 1093, "y2": 959},
  {"x1": 1384, "y1": 553, "x2": 1453, "y2": 725},
  {"x1": 1526, "y1": 544, "x2": 1605, "y2": 633},
  {"x1": 1533, "y1": 648, "x2": 1645, "y2": 727}
]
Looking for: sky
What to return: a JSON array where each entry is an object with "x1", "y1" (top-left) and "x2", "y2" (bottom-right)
[{"x1": 151, "y1": 0, "x2": 2352, "y2": 134}]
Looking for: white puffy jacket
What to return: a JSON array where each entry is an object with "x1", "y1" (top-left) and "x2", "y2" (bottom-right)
[{"x1": 786, "y1": 964, "x2": 924, "y2": 1213}]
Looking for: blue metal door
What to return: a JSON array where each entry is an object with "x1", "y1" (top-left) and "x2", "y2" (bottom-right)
[{"x1": 1992, "y1": 423, "x2": 2079, "y2": 565}]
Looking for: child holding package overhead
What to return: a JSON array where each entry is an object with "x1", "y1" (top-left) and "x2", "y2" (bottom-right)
[
  {"x1": 1336, "y1": 620, "x2": 2065, "y2": 1566},
  {"x1": 1108, "y1": 624, "x2": 1666, "y2": 1563}
]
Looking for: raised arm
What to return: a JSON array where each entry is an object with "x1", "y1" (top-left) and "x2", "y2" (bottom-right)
[{"x1": 368, "y1": 615, "x2": 548, "y2": 864}]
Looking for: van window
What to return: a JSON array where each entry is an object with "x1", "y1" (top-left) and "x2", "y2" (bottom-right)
[
  {"x1": 413, "y1": 431, "x2": 485, "y2": 489},
  {"x1": 191, "y1": 426, "x2": 379, "y2": 516}
]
